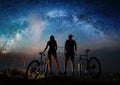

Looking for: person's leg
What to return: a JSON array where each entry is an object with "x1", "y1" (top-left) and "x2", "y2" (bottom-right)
[
  {"x1": 64, "y1": 54, "x2": 69, "y2": 75},
  {"x1": 48, "y1": 54, "x2": 53, "y2": 74},
  {"x1": 53, "y1": 54, "x2": 61, "y2": 74},
  {"x1": 71, "y1": 60, "x2": 75, "y2": 73},
  {"x1": 71, "y1": 54, "x2": 75, "y2": 75}
]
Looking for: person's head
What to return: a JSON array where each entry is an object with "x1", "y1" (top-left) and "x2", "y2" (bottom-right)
[
  {"x1": 68, "y1": 34, "x2": 73, "y2": 39},
  {"x1": 50, "y1": 35, "x2": 55, "y2": 41}
]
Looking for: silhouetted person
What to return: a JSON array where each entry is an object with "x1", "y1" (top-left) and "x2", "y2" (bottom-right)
[
  {"x1": 64, "y1": 34, "x2": 77, "y2": 75},
  {"x1": 43, "y1": 35, "x2": 61, "y2": 75}
]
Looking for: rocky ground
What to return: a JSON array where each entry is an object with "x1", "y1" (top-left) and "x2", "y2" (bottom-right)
[
  {"x1": 0, "y1": 74, "x2": 120, "y2": 85},
  {"x1": 0, "y1": 69, "x2": 120, "y2": 85}
]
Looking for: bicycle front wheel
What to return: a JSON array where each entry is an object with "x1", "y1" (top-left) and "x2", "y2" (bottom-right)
[
  {"x1": 25, "y1": 60, "x2": 40, "y2": 80},
  {"x1": 88, "y1": 57, "x2": 101, "y2": 78},
  {"x1": 78, "y1": 60, "x2": 87, "y2": 77}
]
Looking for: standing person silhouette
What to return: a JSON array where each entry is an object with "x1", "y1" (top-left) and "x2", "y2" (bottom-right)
[
  {"x1": 64, "y1": 34, "x2": 77, "y2": 75},
  {"x1": 42, "y1": 35, "x2": 61, "y2": 75}
]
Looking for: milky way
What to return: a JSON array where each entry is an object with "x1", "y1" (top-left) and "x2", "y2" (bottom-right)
[{"x1": 0, "y1": 0, "x2": 120, "y2": 54}]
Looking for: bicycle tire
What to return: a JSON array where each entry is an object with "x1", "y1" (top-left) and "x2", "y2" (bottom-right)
[
  {"x1": 25, "y1": 60, "x2": 40, "y2": 80},
  {"x1": 88, "y1": 57, "x2": 101, "y2": 78}
]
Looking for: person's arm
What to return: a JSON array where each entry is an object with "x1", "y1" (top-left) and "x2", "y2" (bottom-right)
[
  {"x1": 74, "y1": 41, "x2": 77, "y2": 55},
  {"x1": 64, "y1": 41, "x2": 67, "y2": 54},
  {"x1": 43, "y1": 42, "x2": 48, "y2": 53},
  {"x1": 55, "y1": 40, "x2": 57, "y2": 51}
]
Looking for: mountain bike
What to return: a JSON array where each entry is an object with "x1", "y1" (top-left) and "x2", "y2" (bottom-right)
[
  {"x1": 25, "y1": 52, "x2": 49, "y2": 80},
  {"x1": 77, "y1": 49, "x2": 101, "y2": 78}
]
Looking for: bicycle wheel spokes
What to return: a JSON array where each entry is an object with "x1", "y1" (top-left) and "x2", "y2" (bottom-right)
[
  {"x1": 25, "y1": 60, "x2": 40, "y2": 80},
  {"x1": 88, "y1": 57, "x2": 101, "y2": 78}
]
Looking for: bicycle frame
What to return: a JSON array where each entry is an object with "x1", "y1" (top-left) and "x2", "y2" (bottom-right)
[
  {"x1": 77, "y1": 49, "x2": 101, "y2": 78},
  {"x1": 78, "y1": 49, "x2": 90, "y2": 76},
  {"x1": 79, "y1": 49, "x2": 90, "y2": 61},
  {"x1": 37, "y1": 52, "x2": 49, "y2": 75}
]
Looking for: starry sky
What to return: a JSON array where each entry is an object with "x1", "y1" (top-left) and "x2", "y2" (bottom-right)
[{"x1": 0, "y1": 0, "x2": 120, "y2": 72}]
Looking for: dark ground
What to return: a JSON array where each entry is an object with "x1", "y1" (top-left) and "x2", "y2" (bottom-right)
[{"x1": 0, "y1": 73, "x2": 120, "y2": 85}]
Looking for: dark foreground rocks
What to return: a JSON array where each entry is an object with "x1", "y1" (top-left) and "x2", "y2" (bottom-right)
[{"x1": 0, "y1": 74, "x2": 119, "y2": 85}]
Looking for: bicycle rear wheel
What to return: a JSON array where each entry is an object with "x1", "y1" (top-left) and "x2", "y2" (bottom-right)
[
  {"x1": 88, "y1": 57, "x2": 101, "y2": 78},
  {"x1": 25, "y1": 60, "x2": 40, "y2": 80}
]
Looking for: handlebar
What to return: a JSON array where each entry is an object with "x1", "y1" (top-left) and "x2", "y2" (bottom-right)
[
  {"x1": 39, "y1": 52, "x2": 45, "y2": 56},
  {"x1": 76, "y1": 49, "x2": 90, "y2": 56},
  {"x1": 86, "y1": 49, "x2": 90, "y2": 53}
]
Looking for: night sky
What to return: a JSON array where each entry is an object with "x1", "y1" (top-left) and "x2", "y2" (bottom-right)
[{"x1": 0, "y1": 0, "x2": 120, "y2": 73}]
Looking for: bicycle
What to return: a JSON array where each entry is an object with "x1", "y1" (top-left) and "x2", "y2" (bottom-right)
[
  {"x1": 25, "y1": 52, "x2": 49, "y2": 80},
  {"x1": 77, "y1": 49, "x2": 101, "y2": 78}
]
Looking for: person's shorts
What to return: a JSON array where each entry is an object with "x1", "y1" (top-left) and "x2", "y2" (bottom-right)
[
  {"x1": 48, "y1": 50, "x2": 57, "y2": 61},
  {"x1": 48, "y1": 50, "x2": 57, "y2": 56},
  {"x1": 65, "y1": 52, "x2": 74, "y2": 61}
]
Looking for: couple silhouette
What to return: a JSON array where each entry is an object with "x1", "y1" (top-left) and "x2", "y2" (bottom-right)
[{"x1": 42, "y1": 34, "x2": 77, "y2": 76}]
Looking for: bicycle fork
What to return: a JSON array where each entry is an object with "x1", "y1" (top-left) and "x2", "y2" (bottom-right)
[
  {"x1": 78, "y1": 55, "x2": 82, "y2": 76},
  {"x1": 78, "y1": 61, "x2": 82, "y2": 76}
]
